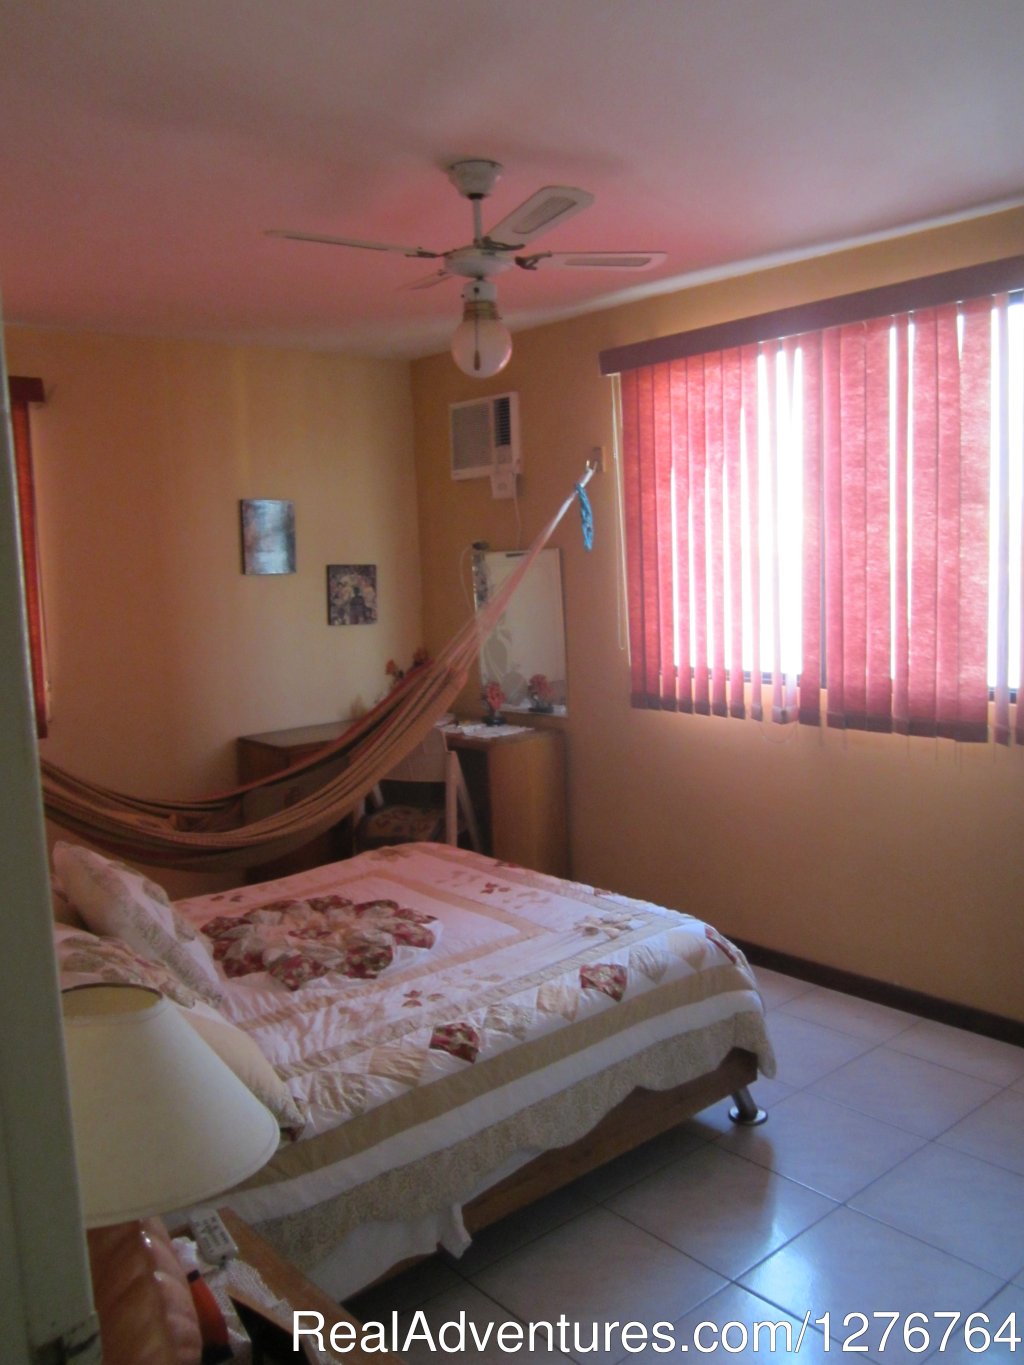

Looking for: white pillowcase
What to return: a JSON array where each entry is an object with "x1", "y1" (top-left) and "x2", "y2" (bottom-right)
[
  {"x1": 177, "y1": 1001, "x2": 306, "y2": 1139},
  {"x1": 53, "y1": 922, "x2": 207, "y2": 1009},
  {"x1": 53, "y1": 842, "x2": 224, "y2": 1005},
  {"x1": 52, "y1": 921, "x2": 304, "y2": 1139},
  {"x1": 51, "y1": 872, "x2": 85, "y2": 926}
]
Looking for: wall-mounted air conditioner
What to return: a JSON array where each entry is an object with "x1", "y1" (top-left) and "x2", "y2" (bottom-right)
[{"x1": 450, "y1": 391, "x2": 521, "y2": 481}]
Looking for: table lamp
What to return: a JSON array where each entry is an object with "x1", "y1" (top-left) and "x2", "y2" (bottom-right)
[{"x1": 62, "y1": 984, "x2": 280, "y2": 1365}]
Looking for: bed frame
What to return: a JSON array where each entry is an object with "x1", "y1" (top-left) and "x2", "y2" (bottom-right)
[
  {"x1": 353, "y1": 1047, "x2": 764, "y2": 1292},
  {"x1": 463, "y1": 1046, "x2": 764, "y2": 1235}
]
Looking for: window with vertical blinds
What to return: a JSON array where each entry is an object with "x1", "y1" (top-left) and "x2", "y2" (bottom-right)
[{"x1": 603, "y1": 262, "x2": 1023, "y2": 744}]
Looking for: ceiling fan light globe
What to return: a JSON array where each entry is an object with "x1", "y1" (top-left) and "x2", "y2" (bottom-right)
[{"x1": 450, "y1": 313, "x2": 512, "y2": 379}]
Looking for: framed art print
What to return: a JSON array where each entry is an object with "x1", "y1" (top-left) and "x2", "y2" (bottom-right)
[
  {"x1": 327, "y1": 564, "x2": 377, "y2": 625},
  {"x1": 241, "y1": 499, "x2": 296, "y2": 575}
]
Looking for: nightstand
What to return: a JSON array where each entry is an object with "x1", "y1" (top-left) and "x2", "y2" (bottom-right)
[{"x1": 218, "y1": 1209, "x2": 404, "y2": 1362}]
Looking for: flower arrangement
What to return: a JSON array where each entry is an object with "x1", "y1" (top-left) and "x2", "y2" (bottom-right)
[
  {"x1": 384, "y1": 647, "x2": 431, "y2": 690},
  {"x1": 527, "y1": 672, "x2": 555, "y2": 712},
  {"x1": 482, "y1": 680, "x2": 506, "y2": 724}
]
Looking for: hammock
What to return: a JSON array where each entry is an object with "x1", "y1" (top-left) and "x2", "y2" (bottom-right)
[{"x1": 41, "y1": 473, "x2": 593, "y2": 872}]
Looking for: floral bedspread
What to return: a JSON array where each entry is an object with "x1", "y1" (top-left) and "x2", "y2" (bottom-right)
[
  {"x1": 174, "y1": 843, "x2": 774, "y2": 1270},
  {"x1": 200, "y1": 894, "x2": 437, "y2": 990},
  {"x1": 178, "y1": 842, "x2": 772, "y2": 1133}
]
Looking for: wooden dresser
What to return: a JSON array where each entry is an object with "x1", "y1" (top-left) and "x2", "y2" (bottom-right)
[
  {"x1": 237, "y1": 720, "x2": 350, "y2": 784},
  {"x1": 236, "y1": 721, "x2": 354, "y2": 881},
  {"x1": 237, "y1": 720, "x2": 569, "y2": 879}
]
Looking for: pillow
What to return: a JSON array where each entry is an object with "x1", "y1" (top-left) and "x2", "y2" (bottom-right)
[
  {"x1": 54, "y1": 923, "x2": 205, "y2": 1009},
  {"x1": 51, "y1": 873, "x2": 85, "y2": 927},
  {"x1": 53, "y1": 842, "x2": 224, "y2": 1005},
  {"x1": 53, "y1": 925, "x2": 305, "y2": 1140},
  {"x1": 177, "y1": 1002, "x2": 306, "y2": 1140}
]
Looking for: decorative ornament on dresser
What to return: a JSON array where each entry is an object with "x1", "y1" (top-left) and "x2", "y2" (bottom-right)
[
  {"x1": 482, "y1": 680, "x2": 506, "y2": 725},
  {"x1": 527, "y1": 672, "x2": 555, "y2": 712}
]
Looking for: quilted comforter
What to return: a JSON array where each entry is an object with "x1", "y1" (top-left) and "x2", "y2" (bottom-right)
[{"x1": 173, "y1": 843, "x2": 774, "y2": 1272}]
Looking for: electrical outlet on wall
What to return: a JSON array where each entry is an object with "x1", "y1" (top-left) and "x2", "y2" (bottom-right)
[{"x1": 490, "y1": 468, "x2": 517, "y2": 499}]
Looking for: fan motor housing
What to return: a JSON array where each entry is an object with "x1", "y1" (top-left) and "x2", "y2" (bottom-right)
[
  {"x1": 445, "y1": 246, "x2": 512, "y2": 279},
  {"x1": 447, "y1": 159, "x2": 502, "y2": 199}
]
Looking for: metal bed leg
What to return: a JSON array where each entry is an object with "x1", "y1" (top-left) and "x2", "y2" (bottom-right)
[{"x1": 728, "y1": 1086, "x2": 768, "y2": 1126}]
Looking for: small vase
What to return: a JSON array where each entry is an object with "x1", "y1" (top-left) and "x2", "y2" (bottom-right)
[{"x1": 483, "y1": 710, "x2": 503, "y2": 726}]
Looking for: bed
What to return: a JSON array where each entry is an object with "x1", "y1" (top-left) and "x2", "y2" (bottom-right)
[{"x1": 52, "y1": 839, "x2": 775, "y2": 1300}]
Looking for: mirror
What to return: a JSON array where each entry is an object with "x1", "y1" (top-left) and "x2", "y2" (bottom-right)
[{"x1": 474, "y1": 547, "x2": 567, "y2": 714}]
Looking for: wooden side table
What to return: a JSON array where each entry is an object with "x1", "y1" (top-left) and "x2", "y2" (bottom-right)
[
  {"x1": 236, "y1": 721, "x2": 355, "y2": 881},
  {"x1": 236, "y1": 722, "x2": 351, "y2": 784},
  {"x1": 445, "y1": 725, "x2": 568, "y2": 877},
  {"x1": 218, "y1": 1209, "x2": 404, "y2": 1362}
]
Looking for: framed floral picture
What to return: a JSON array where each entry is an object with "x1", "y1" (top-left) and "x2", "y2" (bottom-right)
[
  {"x1": 327, "y1": 564, "x2": 377, "y2": 625},
  {"x1": 240, "y1": 499, "x2": 295, "y2": 575}
]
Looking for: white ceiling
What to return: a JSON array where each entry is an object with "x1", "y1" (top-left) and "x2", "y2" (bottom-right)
[{"x1": 2, "y1": 0, "x2": 1023, "y2": 360}]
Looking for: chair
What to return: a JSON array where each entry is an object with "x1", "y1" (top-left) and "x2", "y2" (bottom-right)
[{"x1": 355, "y1": 726, "x2": 481, "y2": 852}]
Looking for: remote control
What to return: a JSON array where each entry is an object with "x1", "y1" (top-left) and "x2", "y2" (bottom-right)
[{"x1": 189, "y1": 1210, "x2": 238, "y2": 1266}]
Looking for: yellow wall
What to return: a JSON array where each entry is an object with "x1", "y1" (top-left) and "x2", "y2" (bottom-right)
[
  {"x1": 6, "y1": 327, "x2": 421, "y2": 893},
  {"x1": 411, "y1": 207, "x2": 1024, "y2": 1022}
]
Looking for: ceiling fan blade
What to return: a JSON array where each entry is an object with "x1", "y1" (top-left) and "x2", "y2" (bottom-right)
[
  {"x1": 516, "y1": 250, "x2": 667, "y2": 271},
  {"x1": 265, "y1": 229, "x2": 441, "y2": 259},
  {"x1": 486, "y1": 186, "x2": 594, "y2": 247}
]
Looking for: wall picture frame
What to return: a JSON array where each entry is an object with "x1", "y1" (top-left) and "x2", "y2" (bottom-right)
[
  {"x1": 327, "y1": 564, "x2": 377, "y2": 625},
  {"x1": 240, "y1": 499, "x2": 296, "y2": 575}
]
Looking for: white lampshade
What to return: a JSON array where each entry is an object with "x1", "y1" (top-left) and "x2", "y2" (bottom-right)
[
  {"x1": 62, "y1": 985, "x2": 280, "y2": 1227},
  {"x1": 451, "y1": 280, "x2": 512, "y2": 378}
]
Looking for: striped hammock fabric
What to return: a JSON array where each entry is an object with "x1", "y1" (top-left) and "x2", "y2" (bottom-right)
[{"x1": 41, "y1": 476, "x2": 590, "y2": 872}]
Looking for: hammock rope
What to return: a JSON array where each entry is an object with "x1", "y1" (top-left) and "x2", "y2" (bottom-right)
[{"x1": 41, "y1": 472, "x2": 593, "y2": 872}]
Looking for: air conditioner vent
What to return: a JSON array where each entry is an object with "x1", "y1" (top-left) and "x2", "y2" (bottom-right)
[
  {"x1": 450, "y1": 391, "x2": 521, "y2": 481},
  {"x1": 493, "y1": 394, "x2": 513, "y2": 448}
]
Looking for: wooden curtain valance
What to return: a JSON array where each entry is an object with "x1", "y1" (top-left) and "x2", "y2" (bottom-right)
[
  {"x1": 9, "y1": 375, "x2": 45, "y2": 404},
  {"x1": 598, "y1": 252, "x2": 1024, "y2": 375}
]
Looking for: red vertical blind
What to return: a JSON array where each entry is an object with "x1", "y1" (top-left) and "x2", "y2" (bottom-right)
[
  {"x1": 620, "y1": 293, "x2": 1010, "y2": 742},
  {"x1": 9, "y1": 377, "x2": 48, "y2": 739}
]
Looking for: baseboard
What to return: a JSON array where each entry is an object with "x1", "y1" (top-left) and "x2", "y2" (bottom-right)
[{"x1": 731, "y1": 938, "x2": 1024, "y2": 1050}]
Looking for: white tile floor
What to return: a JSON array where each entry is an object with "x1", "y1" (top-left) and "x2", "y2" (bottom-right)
[{"x1": 347, "y1": 969, "x2": 1024, "y2": 1362}]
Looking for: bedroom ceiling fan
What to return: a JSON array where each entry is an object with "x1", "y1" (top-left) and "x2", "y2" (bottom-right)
[{"x1": 267, "y1": 159, "x2": 666, "y2": 377}]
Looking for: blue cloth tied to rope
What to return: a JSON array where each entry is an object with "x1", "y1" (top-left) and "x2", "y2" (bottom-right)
[{"x1": 575, "y1": 481, "x2": 594, "y2": 550}]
